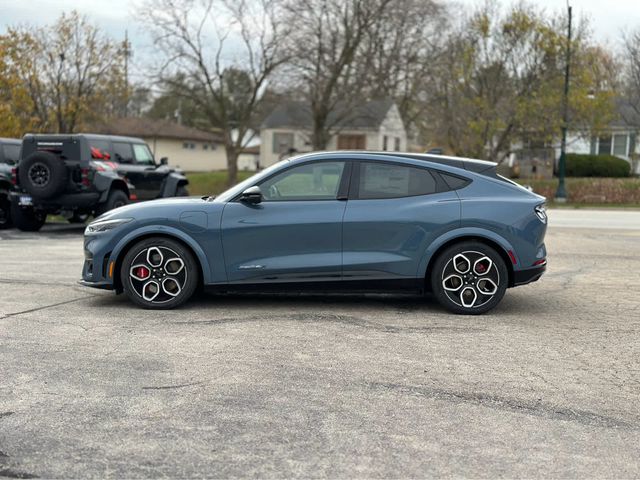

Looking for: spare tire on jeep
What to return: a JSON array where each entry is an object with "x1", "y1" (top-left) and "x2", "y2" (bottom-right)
[{"x1": 18, "y1": 151, "x2": 68, "y2": 199}]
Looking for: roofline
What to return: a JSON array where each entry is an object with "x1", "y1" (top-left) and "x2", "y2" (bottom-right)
[
  {"x1": 22, "y1": 133, "x2": 148, "y2": 144},
  {"x1": 286, "y1": 150, "x2": 497, "y2": 173}
]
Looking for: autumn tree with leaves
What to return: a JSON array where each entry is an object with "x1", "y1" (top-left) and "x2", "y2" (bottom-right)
[{"x1": 0, "y1": 11, "x2": 127, "y2": 136}]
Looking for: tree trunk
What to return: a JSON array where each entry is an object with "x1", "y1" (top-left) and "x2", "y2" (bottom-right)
[
  {"x1": 311, "y1": 116, "x2": 330, "y2": 150},
  {"x1": 226, "y1": 146, "x2": 239, "y2": 187}
]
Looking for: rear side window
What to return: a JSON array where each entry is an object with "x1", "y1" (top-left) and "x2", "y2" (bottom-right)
[
  {"x1": 89, "y1": 139, "x2": 111, "y2": 160},
  {"x1": 2, "y1": 144, "x2": 20, "y2": 163},
  {"x1": 357, "y1": 162, "x2": 437, "y2": 199},
  {"x1": 113, "y1": 142, "x2": 134, "y2": 163},
  {"x1": 439, "y1": 172, "x2": 471, "y2": 190}
]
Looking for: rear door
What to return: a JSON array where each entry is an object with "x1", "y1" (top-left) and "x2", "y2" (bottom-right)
[
  {"x1": 342, "y1": 160, "x2": 460, "y2": 282},
  {"x1": 221, "y1": 160, "x2": 350, "y2": 284}
]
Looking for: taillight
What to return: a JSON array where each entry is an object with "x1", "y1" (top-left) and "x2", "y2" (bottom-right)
[
  {"x1": 81, "y1": 167, "x2": 91, "y2": 186},
  {"x1": 10, "y1": 168, "x2": 17, "y2": 185}
]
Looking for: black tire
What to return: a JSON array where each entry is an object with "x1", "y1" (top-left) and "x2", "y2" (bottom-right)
[
  {"x1": 95, "y1": 189, "x2": 129, "y2": 217},
  {"x1": 120, "y1": 237, "x2": 199, "y2": 309},
  {"x1": 10, "y1": 201, "x2": 46, "y2": 232},
  {"x1": 18, "y1": 152, "x2": 68, "y2": 199},
  {"x1": 0, "y1": 194, "x2": 11, "y2": 230},
  {"x1": 430, "y1": 241, "x2": 508, "y2": 315},
  {"x1": 176, "y1": 186, "x2": 189, "y2": 197}
]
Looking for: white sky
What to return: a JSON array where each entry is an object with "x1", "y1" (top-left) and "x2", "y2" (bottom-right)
[{"x1": 1, "y1": 0, "x2": 638, "y2": 76}]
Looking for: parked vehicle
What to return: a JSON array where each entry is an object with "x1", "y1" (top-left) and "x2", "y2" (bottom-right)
[
  {"x1": 10, "y1": 134, "x2": 189, "y2": 231},
  {"x1": 80, "y1": 151, "x2": 547, "y2": 314},
  {"x1": 0, "y1": 137, "x2": 21, "y2": 229}
]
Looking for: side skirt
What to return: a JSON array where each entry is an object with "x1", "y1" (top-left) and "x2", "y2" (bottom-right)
[{"x1": 204, "y1": 278, "x2": 424, "y2": 295}]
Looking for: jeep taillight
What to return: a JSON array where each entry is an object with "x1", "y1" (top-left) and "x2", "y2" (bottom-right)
[
  {"x1": 81, "y1": 167, "x2": 91, "y2": 186},
  {"x1": 10, "y1": 168, "x2": 17, "y2": 185}
]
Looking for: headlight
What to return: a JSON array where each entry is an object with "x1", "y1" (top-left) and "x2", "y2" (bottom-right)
[
  {"x1": 534, "y1": 204, "x2": 547, "y2": 224},
  {"x1": 85, "y1": 218, "x2": 133, "y2": 234}
]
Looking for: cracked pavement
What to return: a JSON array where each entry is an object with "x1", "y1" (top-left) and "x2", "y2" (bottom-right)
[{"x1": 1, "y1": 210, "x2": 639, "y2": 478}]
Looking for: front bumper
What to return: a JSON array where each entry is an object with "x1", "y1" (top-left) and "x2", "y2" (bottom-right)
[{"x1": 513, "y1": 262, "x2": 546, "y2": 286}]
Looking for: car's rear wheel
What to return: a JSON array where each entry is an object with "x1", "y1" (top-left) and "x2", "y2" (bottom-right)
[
  {"x1": 120, "y1": 237, "x2": 199, "y2": 309},
  {"x1": 10, "y1": 202, "x2": 46, "y2": 232},
  {"x1": 431, "y1": 241, "x2": 508, "y2": 315}
]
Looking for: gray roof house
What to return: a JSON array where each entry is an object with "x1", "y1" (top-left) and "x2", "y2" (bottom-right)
[{"x1": 259, "y1": 99, "x2": 407, "y2": 167}]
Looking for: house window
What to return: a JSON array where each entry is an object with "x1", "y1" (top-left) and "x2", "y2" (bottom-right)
[
  {"x1": 613, "y1": 134, "x2": 629, "y2": 157},
  {"x1": 273, "y1": 132, "x2": 294, "y2": 154},
  {"x1": 203, "y1": 144, "x2": 209, "y2": 150},
  {"x1": 597, "y1": 136, "x2": 612, "y2": 155},
  {"x1": 394, "y1": 137, "x2": 401, "y2": 151},
  {"x1": 183, "y1": 142, "x2": 195, "y2": 150},
  {"x1": 383, "y1": 135, "x2": 388, "y2": 151}
]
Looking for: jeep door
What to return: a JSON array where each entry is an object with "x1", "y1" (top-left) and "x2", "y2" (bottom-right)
[
  {"x1": 113, "y1": 142, "x2": 159, "y2": 200},
  {"x1": 220, "y1": 160, "x2": 350, "y2": 284}
]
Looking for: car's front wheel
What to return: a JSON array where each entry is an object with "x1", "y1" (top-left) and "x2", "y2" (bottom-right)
[
  {"x1": 431, "y1": 241, "x2": 508, "y2": 315},
  {"x1": 120, "y1": 237, "x2": 199, "y2": 309}
]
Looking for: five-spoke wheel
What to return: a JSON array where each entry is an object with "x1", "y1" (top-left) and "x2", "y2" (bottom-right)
[
  {"x1": 431, "y1": 241, "x2": 508, "y2": 314},
  {"x1": 121, "y1": 237, "x2": 198, "y2": 309}
]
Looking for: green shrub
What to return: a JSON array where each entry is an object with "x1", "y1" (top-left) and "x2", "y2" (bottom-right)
[{"x1": 565, "y1": 154, "x2": 630, "y2": 178}]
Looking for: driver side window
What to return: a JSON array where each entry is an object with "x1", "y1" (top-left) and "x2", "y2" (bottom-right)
[{"x1": 259, "y1": 161, "x2": 345, "y2": 201}]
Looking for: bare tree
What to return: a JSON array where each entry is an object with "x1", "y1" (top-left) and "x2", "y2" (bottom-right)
[
  {"x1": 358, "y1": 0, "x2": 446, "y2": 140},
  {"x1": 280, "y1": 0, "x2": 393, "y2": 150},
  {"x1": 140, "y1": 0, "x2": 288, "y2": 185}
]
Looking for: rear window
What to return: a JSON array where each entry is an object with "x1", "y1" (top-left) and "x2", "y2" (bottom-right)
[
  {"x1": 2, "y1": 144, "x2": 20, "y2": 163},
  {"x1": 357, "y1": 162, "x2": 437, "y2": 199},
  {"x1": 21, "y1": 138, "x2": 80, "y2": 161}
]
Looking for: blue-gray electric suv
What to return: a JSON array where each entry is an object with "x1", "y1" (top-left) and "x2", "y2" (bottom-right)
[{"x1": 80, "y1": 151, "x2": 547, "y2": 314}]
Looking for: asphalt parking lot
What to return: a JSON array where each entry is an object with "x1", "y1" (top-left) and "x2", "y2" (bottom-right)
[{"x1": 1, "y1": 209, "x2": 639, "y2": 478}]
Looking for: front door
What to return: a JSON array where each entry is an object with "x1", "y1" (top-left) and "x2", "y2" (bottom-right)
[{"x1": 221, "y1": 160, "x2": 349, "y2": 283}]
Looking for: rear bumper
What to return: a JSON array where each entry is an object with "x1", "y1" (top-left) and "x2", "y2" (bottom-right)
[
  {"x1": 10, "y1": 191, "x2": 100, "y2": 208},
  {"x1": 513, "y1": 262, "x2": 546, "y2": 286}
]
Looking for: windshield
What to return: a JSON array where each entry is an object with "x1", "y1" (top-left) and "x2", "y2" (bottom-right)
[{"x1": 214, "y1": 159, "x2": 288, "y2": 202}]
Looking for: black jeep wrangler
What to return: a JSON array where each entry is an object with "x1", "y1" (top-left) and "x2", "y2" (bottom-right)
[
  {"x1": 10, "y1": 134, "x2": 189, "y2": 231},
  {"x1": 0, "y1": 137, "x2": 21, "y2": 229}
]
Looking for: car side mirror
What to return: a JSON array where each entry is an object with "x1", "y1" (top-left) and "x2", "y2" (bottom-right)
[
  {"x1": 160, "y1": 157, "x2": 168, "y2": 165},
  {"x1": 240, "y1": 186, "x2": 262, "y2": 204}
]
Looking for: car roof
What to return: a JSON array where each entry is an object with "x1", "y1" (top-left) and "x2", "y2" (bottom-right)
[
  {"x1": 0, "y1": 137, "x2": 21, "y2": 145},
  {"x1": 288, "y1": 150, "x2": 497, "y2": 174},
  {"x1": 22, "y1": 133, "x2": 147, "y2": 144}
]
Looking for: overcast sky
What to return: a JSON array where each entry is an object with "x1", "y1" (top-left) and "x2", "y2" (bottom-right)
[{"x1": 1, "y1": 0, "x2": 639, "y2": 75}]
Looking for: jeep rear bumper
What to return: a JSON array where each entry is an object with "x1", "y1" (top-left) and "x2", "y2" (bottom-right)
[{"x1": 11, "y1": 191, "x2": 100, "y2": 208}]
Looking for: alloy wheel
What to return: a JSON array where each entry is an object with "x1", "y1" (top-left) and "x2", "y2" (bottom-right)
[
  {"x1": 128, "y1": 246, "x2": 188, "y2": 304},
  {"x1": 28, "y1": 162, "x2": 50, "y2": 187},
  {"x1": 441, "y1": 250, "x2": 500, "y2": 309}
]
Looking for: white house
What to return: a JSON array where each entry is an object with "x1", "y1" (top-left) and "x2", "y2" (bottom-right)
[
  {"x1": 92, "y1": 117, "x2": 227, "y2": 171},
  {"x1": 259, "y1": 99, "x2": 407, "y2": 167},
  {"x1": 512, "y1": 100, "x2": 640, "y2": 176}
]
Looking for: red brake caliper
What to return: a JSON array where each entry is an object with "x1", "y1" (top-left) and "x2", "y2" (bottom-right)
[{"x1": 136, "y1": 266, "x2": 150, "y2": 279}]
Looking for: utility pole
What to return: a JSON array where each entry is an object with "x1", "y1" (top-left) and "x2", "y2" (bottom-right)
[
  {"x1": 123, "y1": 30, "x2": 131, "y2": 117},
  {"x1": 555, "y1": 4, "x2": 572, "y2": 202}
]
